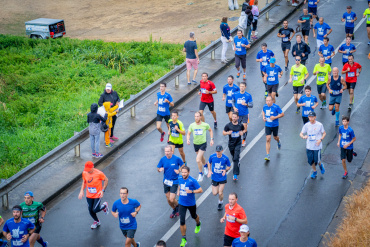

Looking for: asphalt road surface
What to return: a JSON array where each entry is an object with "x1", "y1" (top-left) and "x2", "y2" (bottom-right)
[{"x1": 38, "y1": 1, "x2": 370, "y2": 246}]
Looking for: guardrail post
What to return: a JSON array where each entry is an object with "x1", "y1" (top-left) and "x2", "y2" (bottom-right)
[
  {"x1": 74, "y1": 132, "x2": 80, "y2": 157},
  {"x1": 211, "y1": 50, "x2": 215, "y2": 60},
  {"x1": 266, "y1": 0, "x2": 269, "y2": 20},
  {"x1": 175, "y1": 75, "x2": 179, "y2": 88},
  {"x1": 131, "y1": 106, "x2": 136, "y2": 117},
  {"x1": 2, "y1": 193, "x2": 8, "y2": 209}
]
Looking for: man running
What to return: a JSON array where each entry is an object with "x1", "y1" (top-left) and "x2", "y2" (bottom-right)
[
  {"x1": 256, "y1": 43, "x2": 275, "y2": 97},
  {"x1": 327, "y1": 67, "x2": 347, "y2": 126},
  {"x1": 313, "y1": 57, "x2": 331, "y2": 109},
  {"x1": 313, "y1": 17, "x2": 332, "y2": 49},
  {"x1": 262, "y1": 96, "x2": 284, "y2": 161},
  {"x1": 168, "y1": 111, "x2": 186, "y2": 165},
  {"x1": 222, "y1": 75, "x2": 240, "y2": 122},
  {"x1": 342, "y1": 6, "x2": 357, "y2": 39},
  {"x1": 177, "y1": 166, "x2": 203, "y2": 247},
  {"x1": 220, "y1": 193, "x2": 248, "y2": 247},
  {"x1": 231, "y1": 225, "x2": 257, "y2": 247},
  {"x1": 298, "y1": 8, "x2": 313, "y2": 44},
  {"x1": 199, "y1": 72, "x2": 217, "y2": 127},
  {"x1": 337, "y1": 116, "x2": 356, "y2": 179},
  {"x1": 157, "y1": 145, "x2": 184, "y2": 218},
  {"x1": 183, "y1": 32, "x2": 200, "y2": 84},
  {"x1": 207, "y1": 145, "x2": 231, "y2": 210},
  {"x1": 318, "y1": 37, "x2": 335, "y2": 66},
  {"x1": 232, "y1": 81, "x2": 253, "y2": 147},
  {"x1": 300, "y1": 112, "x2": 326, "y2": 179},
  {"x1": 292, "y1": 34, "x2": 311, "y2": 66},
  {"x1": 2, "y1": 205, "x2": 35, "y2": 247},
  {"x1": 364, "y1": 2, "x2": 370, "y2": 45},
  {"x1": 289, "y1": 56, "x2": 309, "y2": 114},
  {"x1": 304, "y1": 0, "x2": 320, "y2": 24},
  {"x1": 20, "y1": 192, "x2": 48, "y2": 247},
  {"x1": 223, "y1": 112, "x2": 246, "y2": 181},
  {"x1": 341, "y1": 55, "x2": 362, "y2": 109},
  {"x1": 233, "y1": 30, "x2": 250, "y2": 80},
  {"x1": 112, "y1": 187, "x2": 141, "y2": 247},
  {"x1": 187, "y1": 112, "x2": 214, "y2": 182},
  {"x1": 338, "y1": 36, "x2": 356, "y2": 66},
  {"x1": 262, "y1": 58, "x2": 283, "y2": 103},
  {"x1": 78, "y1": 161, "x2": 109, "y2": 229},
  {"x1": 277, "y1": 20, "x2": 295, "y2": 71},
  {"x1": 297, "y1": 86, "x2": 318, "y2": 124},
  {"x1": 154, "y1": 82, "x2": 174, "y2": 142}
]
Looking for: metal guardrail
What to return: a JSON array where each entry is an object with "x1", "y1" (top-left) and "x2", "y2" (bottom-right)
[{"x1": 0, "y1": 0, "x2": 282, "y2": 209}]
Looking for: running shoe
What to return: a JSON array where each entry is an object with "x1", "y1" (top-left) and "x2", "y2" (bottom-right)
[
  {"x1": 136, "y1": 242, "x2": 140, "y2": 247},
  {"x1": 276, "y1": 92, "x2": 279, "y2": 97},
  {"x1": 194, "y1": 221, "x2": 201, "y2": 234},
  {"x1": 264, "y1": 91, "x2": 268, "y2": 98},
  {"x1": 342, "y1": 171, "x2": 348, "y2": 179},
  {"x1": 175, "y1": 205, "x2": 180, "y2": 217},
  {"x1": 368, "y1": 41, "x2": 370, "y2": 45},
  {"x1": 285, "y1": 66, "x2": 288, "y2": 72},
  {"x1": 319, "y1": 163, "x2": 325, "y2": 174},
  {"x1": 296, "y1": 107, "x2": 300, "y2": 114},
  {"x1": 348, "y1": 104, "x2": 353, "y2": 110},
  {"x1": 335, "y1": 120, "x2": 339, "y2": 126},
  {"x1": 92, "y1": 153, "x2": 97, "y2": 158},
  {"x1": 292, "y1": 2, "x2": 298, "y2": 6},
  {"x1": 243, "y1": 74, "x2": 246, "y2": 80},
  {"x1": 316, "y1": 16, "x2": 319, "y2": 21},
  {"x1": 331, "y1": 108, "x2": 335, "y2": 115},
  {"x1": 320, "y1": 102, "x2": 324, "y2": 109},
  {"x1": 102, "y1": 202, "x2": 109, "y2": 215},
  {"x1": 311, "y1": 171, "x2": 318, "y2": 179},
  {"x1": 91, "y1": 221, "x2": 101, "y2": 229},
  {"x1": 109, "y1": 138, "x2": 115, "y2": 143},
  {"x1": 192, "y1": 80, "x2": 198, "y2": 84},
  {"x1": 111, "y1": 136, "x2": 119, "y2": 140},
  {"x1": 188, "y1": 81, "x2": 191, "y2": 85},
  {"x1": 264, "y1": 154, "x2": 270, "y2": 161},
  {"x1": 184, "y1": 161, "x2": 187, "y2": 166},
  {"x1": 105, "y1": 143, "x2": 113, "y2": 148},
  {"x1": 353, "y1": 151, "x2": 357, "y2": 157},
  {"x1": 242, "y1": 139, "x2": 246, "y2": 147},
  {"x1": 322, "y1": 101, "x2": 327, "y2": 108},
  {"x1": 214, "y1": 121, "x2": 218, "y2": 129},
  {"x1": 160, "y1": 132, "x2": 165, "y2": 142},
  {"x1": 44, "y1": 241, "x2": 48, "y2": 247},
  {"x1": 237, "y1": 72, "x2": 241, "y2": 78},
  {"x1": 203, "y1": 165, "x2": 208, "y2": 176},
  {"x1": 180, "y1": 238, "x2": 187, "y2": 247},
  {"x1": 233, "y1": 175, "x2": 238, "y2": 181},
  {"x1": 197, "y1": 173, "x2": 204, "y2": 182},
  {"x1": 277, "y1": 140, "x2": 281, "y2": 150},
  {"x1": 170, "y1": 208, "x2": 177, "y2": 218},
  {"x1": 217, "y1": 203, "x2": 223, "y2": 211},
  {"x1": 96, "y1": 153, "x2": 104, "y2": 158}
]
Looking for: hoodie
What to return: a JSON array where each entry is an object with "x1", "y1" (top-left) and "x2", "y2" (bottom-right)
[
  {"x1": 98, "y1": 90, "x2": 120, "y2": 107},
  {"x1": 87, "y1": 103, "x2": 107, "y2": 136},
  {"x1": 103, "y1": 102, "x2": 119, "y2": 128},
  {"x1": 245, "y1": 9, "x2": 253, "y2": 27},
  {"x1": 238, "y1": 11, "x2": 247, "y2": 29}
]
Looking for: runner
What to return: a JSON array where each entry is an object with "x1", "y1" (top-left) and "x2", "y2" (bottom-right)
[
  {"x1": 262, "y1": 57, "x2": 283, "y2": 103},
  {"x1": 300, "y1": 112, "x2": 326, "y2": 179},
  {"x1": 277, "y1": 20, "x2": 295, "y2": 71},
  {"x1": 313, "y1": 17, "x2": 332, "y2": 50},
  {"x1": 297, "y1": 86, "x2": 318, "y2": 124},
  {"x1": 177, "y1": 166, "x2": 203, "y2": 247},
  {"x1": 291, "y1": 34, "x2": 311, "y2": 66},
  {"x1": 289, "y1": 56, "x2": 309, "y2": 114},
  {"x1": 304, "y1": 0, "x2": 320, "y2": 24},
  {"x1": 168, "y1": 111, "x2": 186, "y2": 165},
  {"x1": 183, "y1": 32, "x2": 200, "y2": 84},
  {"x1": 341, "y1": 55, "x2": 362, "y2": 109},
  {"x1": 156, "y1": 240, "x2": 166, "y2": 247},
  {"x1": 78, "y1": 161, "x2": 109, "y2": 229},
  {"x1": 231, "y1": 225, "x2": 257, "y2": 247},
  {"x1": 220, "y1": 193, "x2": 248, "y2": 247},
  {"x1": 222, "y1": 75, "x2": 240, "y2": 122},
  {"x1": 111, "y1": 187, "x2": 141, "y2": 247},
  {"x1": 262, "y1": 96, "x2": 284, "y2": 161},
  {"x1": 342, "y1": 6, "x2": 357, "y2": 39},
  {"x1": 364, "y1": 2, "x2": 370, "y2": 45},
  {"x1": 232, "y1": 81, "x2": 253, "y2": 147},
  {"x1": 207, "y1": 145, "x2": 231, "y2": 210},
  {"x1": 233, "y1": 30, "x2": 251, "y2": 80},
  {"x1": 318, "y1": 37, "x2": 335, "y2": 66},
  {"x1": 313, "y1": 57, "x2": 331, "y2": 109},
  {"x1": 338, "y1": 36, "x2": 357, "y2": 66},
  {"x1": 337, "y1": 116, "x2": 356, "y2": 179},
  {"x1": 199, "y1": 72, "x2": 217, "y2": 127},
  {"x1": 298, "y1": 8, "x2": 313, "y2": 45},
  {"x1": 223, "y1": 112, "x2": 246, "y2": 181},
  {"x1": 327, "y1": 67, "x2": 347, "y2": 126},
  {"x1": 157, "y1": 145, "x2": 184, "y2": 218},
  {"x1": 0, "y1": 215, "x2": 7, "y2": 247},
  {"x1": 187, "y1": 111, "x2": 214, "y2": 182},
  {"x1": 2, "y1": 205, "x2": 35, "y2": 247},
  {"x1": 154, "y1": 82, "x2": 174, "y2": 142},
  {"x1": 256, "y1": 43, "x2": 275, "y2": 98},
  {"x1": 20, "y1": 192, "x2": 48, "y2": 247}
]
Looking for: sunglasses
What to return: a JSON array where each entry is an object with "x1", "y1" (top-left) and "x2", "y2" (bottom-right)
[{"x1": 296, "y1": 59, "x2": 301, "y2": 61}]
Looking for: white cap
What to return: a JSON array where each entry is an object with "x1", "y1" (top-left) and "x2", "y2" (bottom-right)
[
  {"x1": 106, "y1": 83, "x2": 112, "y2": 90},
  {"x1": 239, "y1": 224, "x2": 249, "y2": 233}
]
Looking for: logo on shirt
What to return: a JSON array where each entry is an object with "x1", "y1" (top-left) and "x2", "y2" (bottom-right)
[
  {"x1": 158, "y1": 98, "x2": 165, "y2": 105},
  {"x1": 12, "y1": 227, "x2": 22, "y2": 238},
  {"x1": 88, "y1": 177, "x2": 93, "y2": 183}
]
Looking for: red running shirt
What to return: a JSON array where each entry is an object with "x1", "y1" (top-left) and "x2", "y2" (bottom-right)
[
  {"x1": 224, "y1": 203, "x2": 247, "y2": 238},
  {"x1": 200, "y1": 80, "x2": 216, "y2": 103},
  {"x1": 342, "y1": 62, "x2": 362, "y2": 83}
]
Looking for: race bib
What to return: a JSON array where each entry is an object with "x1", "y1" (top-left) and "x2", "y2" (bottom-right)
[
  {"x1": 309, "y1": 134, "x2": 316, "y2": 141},
  {"x1": 120, "y1": 217, "x2": 130, "y2": 224},
  {"x1": 318, "y1": 76, "x2": 325, "y2": 82},
  {"x1": 12, "y1": 240, "x2": 24, "y2": 246},
  {"x1": 305, "y1": 101, "x2": 311, "y2": 107},
  {"x1": 171, "y1": 130, "x2": 179, "y2": 137},
  {"x1": 262, "y1": 61, "x2": 268, "y2": 66},
  {"x1": 341, "y1": 140, "x2": 349, "y2": 146},
  {"x1": 268, "y1": 77, "x2": 275, "y2": 81},
  {"x1": 201, "y1": 88, "x2": 206, "y2": 94},
  {"x1": 304, "y1": 110, "x2": 311, "y2": 115},
  {"x1": 228, "y1": 99, "x2": 233, "y2": 104},
  {"x1": 28, "y1": 217, "x2": 36, "y2": 223},
  {"x1": 180, "y1": 190, "x2": 187, "y2": 196},
  {"x1": 293, "y1": 75, "x2": 298, "y2": 81},
  {"x1": 266, "y1": 117, "x2": 273, "y2": 122},
  {"x1": 348, "y1": 72, "x2": 355, "y2": 77},
  {"x1": 88, "y1": 187, "x2": 97, "y2": 194},
  {"x1": 194, "y1": 129, "x2": 203, "y2": 135},
  {"x1": 164, "y1": 179, "x2": 173, "y2": 186},
  {"x1": 158, "y1": 106, "x2": 166, "y2": 112},
  {"x1": 231, "y1": 131, "x2": 240, "y2": 137},
  {"x1": 332, "y1": 90, "x2": 340, "y2": 95},
  {"x1": 283, "y1": 37, "x2": 289, "y2": 42},
  {"x1": 226, "y1": 214, "x2": 236, "y2": 223},
  {"x1": 309, "y1": 1, "x2": 314, "y2": 4}
]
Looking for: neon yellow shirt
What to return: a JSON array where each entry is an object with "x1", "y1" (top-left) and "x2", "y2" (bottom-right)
[
  {"x1": 313, "y1": 63, "x2": 331, "y2": 85},
  {"x1": 168, "y1": 119, "x2": 185, "y2": 144},
  {"x1": 363, "y1": 9, "x2": 370, "y2": 24},
  {"x1": 290, "y1": 64, "x2": 308, "y2": 87}
]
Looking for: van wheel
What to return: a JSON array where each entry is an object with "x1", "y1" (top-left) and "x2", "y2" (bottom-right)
[{"x1": 31, "y1": 35, "x2": 39, "y2": 39}]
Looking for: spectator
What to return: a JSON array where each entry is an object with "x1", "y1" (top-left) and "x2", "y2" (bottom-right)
[
  {"x1": 98, "y1": 83, "x2": 120, "y2": 142},
  {"x1": 183, "y1": 32, "x2": 200, "y2": 85},
  {"x1": 241, "y1": 0, "x2": 250, "y2": 12},
  {"x1": 221, "y1": 17, "x2": 232, "y2": 64},
  {"x1": 103, "y1": 102, "x2": 119, "y2": 148},
  {"x1": 156, "y1": 240, "x2": 166, "y2": 247},
  {"x1": 245, "y1": 6, "x2": 254, "y2": 42},
  {"x1": 251, "y1": 0, "x2": 259, "y2": 40},
  {"x1": 291, "y1": 34, "x2": 311, "y2": 65},
  {"x1": 87, "y1": 103, "x2": 107, "y2": 158}
]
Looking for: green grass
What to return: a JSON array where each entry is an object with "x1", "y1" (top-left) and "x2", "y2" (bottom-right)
[{"x1": 0, "y1": 34, "x2": 205, "y2": 179}]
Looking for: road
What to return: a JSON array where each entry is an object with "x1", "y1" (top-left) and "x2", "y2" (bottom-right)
[{"x1": 39, "y1": 0, "x2": 370, "y2": 246}]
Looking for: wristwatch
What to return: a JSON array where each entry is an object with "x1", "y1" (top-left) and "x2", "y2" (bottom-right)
[
  {"x1": 102, "y1": 189, "x2": 105, "y2": 192},
  {"x1": 192, "y1": 190, "x2": 194, "y2": 193}
]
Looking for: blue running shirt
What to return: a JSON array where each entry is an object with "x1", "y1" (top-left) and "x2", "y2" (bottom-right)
[
  {"x1": 178, "y1": 176, "x2": 200, "y2": 206},
  {"x1": 298, "y1": 95, "x2": 318, "y2": 117},
  {"x1": 157, "y1": 92, "x2": 173, "y2": 116},
  {"x1": 208, "y1": 154, "x2": 231, "y2": 182},
  {"x1": 157, "y1": 155, "x2": 183, "y2": 185},
  {"x1": 223, "y1": 84, "x2": 240, "y2": 107},
  {"x1": 112, "y1": 198, "x2": 141, "y2": 230},
  {"x1": 339, "y1": 126, "x2": 355, "y2": 149}
]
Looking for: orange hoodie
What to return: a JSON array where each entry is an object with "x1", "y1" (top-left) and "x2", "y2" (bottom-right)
[{"x1": 103, "y1": 102, "x2": 118, "y2": 128}]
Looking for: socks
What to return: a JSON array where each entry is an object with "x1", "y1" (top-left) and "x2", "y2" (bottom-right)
[
  {"x1": 243, "y1": 131, "x2": 248, "y2": 140},
  {"x1": 182, "y1": 235, "x2": 187, "y2": 239},
  {"x1": 37, "y1": 237, "x2": 45, "y2": 246},
  {"x1": 196, "y1": 222, "x2": 201, "y2": 226},
  {"x1": 335, "y1": 111, "x2": 340, "y2": 121},
  {"x1": 218, "y1": 200, "x2": 223, "y2": 204}
]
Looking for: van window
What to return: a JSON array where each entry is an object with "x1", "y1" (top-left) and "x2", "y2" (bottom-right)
[{"x1": 49, "y1": 21, "x2": 65, "y2": 33}]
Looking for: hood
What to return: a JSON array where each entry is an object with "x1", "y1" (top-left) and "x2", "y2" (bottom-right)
[
  {"x1": 245, "y1": 9, "x2": 252, "y2": 15},
  {"x1": 240, "y1": 11, "x2": 246, "y2": 16},
  {"x1": 91, "y1": 103, "x2": 98, "y2": 113},
  {"x1": 103, "y1": 102, "x2": 111, "y2": 111}
]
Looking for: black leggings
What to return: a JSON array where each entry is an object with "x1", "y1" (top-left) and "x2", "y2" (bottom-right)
[
  {"x1": 110, "y1": 115, "x2": 117, "y2": 137},
  {"x1": 229, "y1": 144, "x2": 242, "y2": 175},
  {"x1": 87, "y1": 197, "x2": 104, "y2": 221},
  {"x1": 179, "y1": 204, "x2": 197, "y2": 226}
]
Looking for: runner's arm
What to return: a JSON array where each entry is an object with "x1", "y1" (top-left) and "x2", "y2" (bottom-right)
[
  {"x1": 102, "y1": 176, "x2": 109, "y2": 192},
  {"x1": 235, "y1": 216, "x2": 248, "y2": 224},
  {"x1": 289, "y1": 30, "x2": 296, "y2": 41},
  {"x1": 195, "y1": 49, "x2": 200, "y2": 63},
  {"x1": 209, "y1": 128, "x2": 214, "y2": 146},
  {"x1": 222, "y1": 93, "x2": 226, "y2": 101},
  {"x1": 274, "y1": 112, "x2": 285, "y2": 120},
  {"x1": 337, "y1": 134, "x2": 341, "y2": 147},
  {"x1": 38, "y1": 207, "x2": 46, "y2": 223},
  {"x1": 304, "y1": 72, "x2": 309, "y2": 80},
  {"x1": 78, "y1": 180, "x2": 86, "y2": 199},
  {"x1": 326, "y1": 78, "x2": 331, "y2": 91},
  {"x1": 341, "y1": 78, "x2": 347, "y2": 90},
  {"x1": 327, "y1": 28, "x2": 333, "y2": 36},
  {"x1": 187, "y1": 130, "x2": 191, "y2": 144},
  {"x1": 134, "y1": 205, "x2": 141, "y2": 215},
  {"x1": 192, "y1": 187, "x2": 203, "y2": 194},
  {"x1": 0, "y1": 217, "x2": 3, "y2": 226}
]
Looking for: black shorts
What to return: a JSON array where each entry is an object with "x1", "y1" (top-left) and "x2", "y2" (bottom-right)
[
  {"x1": 341, "y1": 148, "x2": 353, "y2": 163},
  {"x1": 317, "y1": 84, "x2": 327, "y2": 94},
  {"x1": 346, "y1": 82, "x2": 356, "y2": 90},
  {"x1": 265, "y1": 126, "x2": 279, "y2": 136},
  {"x1": 156, "y1": 114, "x2": 170, "y2": 123},
  {"x1": 164, "y1": 183, "x2": 179, "y2": 194},
  {"x1": 224, "y1": 234, "x2": 236, "y2": 246},
  {"x1": 226, "y1": 106, "x2": 233, "y2": 114},
  {"x1": 267, "y1": 84, "x2": 279, "y2": 93},
  {"x1": 308, "y1": 6, "x2": 317, "y2": 15},
  {"x1": 168, "y1": 141, "x2": 183, "y2": 149},
  {"x1": 235, "y1": 54, "x2": 247, "y2": 69},
  {"x1": 194, "y1": 142, "x2": 207, "y2": 152},
  {"x1": 367, "y1": 24, "x2": 370, "y2": 28},
  {"x1": 281, "y1": 42, "x2": 291, "y2": 51},
  {"x1": 199, "y1": 101, "x2": 215, "y2": 112},
  {"x1": 302, "y1": 116, "x2": 309, "y2": 125},
  {"x1": 302, "y1": 29, "x2": 310, "y2": 36},
  {"x1": 211, "y1": 180, "x2": 227, "y2": 186},
  {"x1": 179, "y1": 204, "x2": 197, "y2": 226},
  {"x1": 345, "y1": 27, "x2": 354, "y2": 35},
  {"x1": 260, "y1": 70, "x2": 265, "y2": 77},
  {"x1": 293, "y1": 86, "x2": 304, "y2": 94},
  {"x1": 34, "y1": 223, "x2": 42, "y2": 234},
  {"x1": 121, "y1": 229, "x2": 136, "y2": 239}
]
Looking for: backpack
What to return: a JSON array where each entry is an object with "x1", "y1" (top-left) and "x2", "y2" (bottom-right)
[{"x1": 100, "y1": 122, "x2": 109, "y2": 132}]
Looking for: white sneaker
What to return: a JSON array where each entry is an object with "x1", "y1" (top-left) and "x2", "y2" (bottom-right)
[
  {"x1": 203, "y1": 166, "x2": 208, "y2": 176},
  {"x1": 102, "y1": 202, "x2": 109, "y2": 215},
  {"x1": 292, "y1": 2, "x2": 298, "y2": 6},
  {"x1": 91, "y1": 221, "x2": 101, "y2": 229},
  {"x1": 197, "y1": 173, "x2": 204, "y2": 182}
]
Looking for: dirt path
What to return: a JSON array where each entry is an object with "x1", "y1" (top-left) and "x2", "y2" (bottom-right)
[{"x1": 0, "y1": 0, "x2": 243, "y2": 44}]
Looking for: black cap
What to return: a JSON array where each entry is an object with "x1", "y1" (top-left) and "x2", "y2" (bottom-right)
[
  {"x1": 308, "y1": 111, "x2": 316, "y2": 117},
  {"x1": 216, "y1": 145, "x2": 223, "y2": 152},
  {"x1": 347, "y1": 6, "x2": 352, "y2": 9}
]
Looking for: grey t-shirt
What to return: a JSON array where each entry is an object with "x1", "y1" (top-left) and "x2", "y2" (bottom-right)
[
  {"x1": 184, "y1": 40, "x2": 198, "y2": 59},
  {"x1": 299, "y1": 14, "x2": 312, "y2": 30},
  {"x1": 301, "y1": 121, "x2": 325, "y2": 150}
]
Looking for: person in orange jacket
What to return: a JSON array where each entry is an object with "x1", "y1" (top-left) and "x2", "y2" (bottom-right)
[{"x1": 103, "y1": 102, "x2": 119, "y2": 147}]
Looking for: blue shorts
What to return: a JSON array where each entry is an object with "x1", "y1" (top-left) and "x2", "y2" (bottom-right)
[
  {"x1": 307, "y1": 149, "x2": 321, "y2": 166},
  {"x1": 345, "y1": 27, "x2": 354, "y2": 34},
  {"x1": 308, "y1": 7, "x2": 317, "y2": 15},
  {"x1": 329, "y1": 95, "x2": 342, "y2": 105}
]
